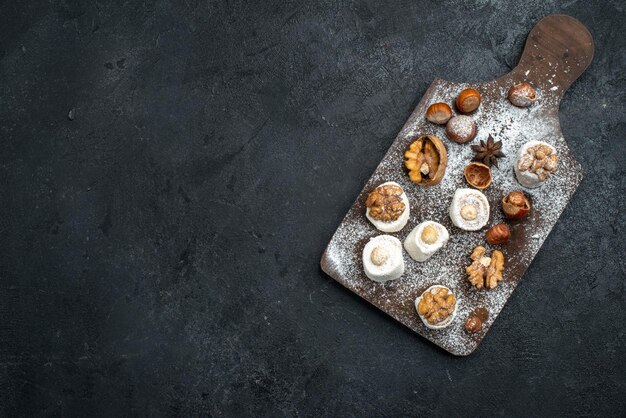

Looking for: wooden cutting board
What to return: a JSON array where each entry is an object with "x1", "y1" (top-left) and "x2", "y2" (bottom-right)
[{"x1": 320, "y1": 15, "x2": 594, "y2": 356}]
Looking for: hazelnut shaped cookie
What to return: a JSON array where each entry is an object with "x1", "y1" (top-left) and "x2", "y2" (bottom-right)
[
  {"x1": 449, "y1": 188, "x2": 490, "y2": 231},
  {"x1": 415, "y1": 285, "x2": 458, "y2": 329},
  {"x1": 514, "y1": 141, "x2": 558, "y2": 188},
  {"x1": 404, "y1": 221, "x2": 449, "y2": 262},
  {"x1": 446, "y1": 115, "x2": 477, "y2": 144},
  {"x1": 362, "y1": 235, "x2": 404, "y2": 283},
  {"x1": 365, "y1": 181, "x2": 410, "y2": 232}
]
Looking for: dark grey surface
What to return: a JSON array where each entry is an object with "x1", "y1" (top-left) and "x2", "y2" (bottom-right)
[{"x1": 1, "y1": 0, "x2": 624, "y2": 416}]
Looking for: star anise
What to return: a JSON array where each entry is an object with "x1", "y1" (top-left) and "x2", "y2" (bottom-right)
[{"x1": 471, "y1": 135, "x2": 505, "y2": 168}]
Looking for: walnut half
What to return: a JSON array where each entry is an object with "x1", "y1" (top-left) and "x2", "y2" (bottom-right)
[
  {"x1": 365, "y1": 184, "x2": 405, "y2": 222},
  {"x1": 417, "y1": 286, "x2": 456, "y2": 325},
  {"x1": 465, "y1": 246, "x2": 505, "y2": 289},
  {"x1": 404, "y1": 135, "x2": 448, "y2": 186}
]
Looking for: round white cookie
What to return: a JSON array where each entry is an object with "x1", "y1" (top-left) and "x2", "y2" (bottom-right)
[
  {"x1": 362, "y1": 235, "x2": 404, "y2": 283},
  {"x1": 404, "y1": 221, "x2": 449, "y2": 262},
  {"x1": 415, "y1": 285, "x2": 458, "y2": 330},
  {"x1": 365, "y1": 181, "x2": 410, "y2": 233},
  {"x1": 514, "y1": 140, "x2": 558, "y2": 188},
  {"x1": 449, "y1": 188, "x2": 490, "y2": 231}
]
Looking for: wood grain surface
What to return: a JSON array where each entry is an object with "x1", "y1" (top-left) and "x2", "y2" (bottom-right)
[{"x1": 321, "y1": 15, "x2": 594, "y2": 356}]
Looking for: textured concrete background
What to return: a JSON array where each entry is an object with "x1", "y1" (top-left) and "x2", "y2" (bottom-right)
[{"x1": 1, "y1": 0, "x2": 625, "y2": 416}]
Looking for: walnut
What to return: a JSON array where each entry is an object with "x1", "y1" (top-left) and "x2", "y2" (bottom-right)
[
  {"x1": 465, "y1": 246, "x2": 505, "y2": 289},
  {"x1": 470, "y1": 246, "x2": 486, "y2": 261},
  {"x1": 485, "y1": 250, "x2": 504, "y2": 289},
  {"x1": 417, "y1": 286, "x2": 456, "y2": 325},
  {"x1": 404, "y1": 135, "x2": 448, "y2": 186},
  {"x1": 365, "y1": 184, "x2": 405, "y2": 221},
  {"x1": 466, "y1": 246, "x2": 487, "y2": 289}
]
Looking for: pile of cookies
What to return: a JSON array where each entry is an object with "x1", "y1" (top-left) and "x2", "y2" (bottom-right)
[{"x1": 361, "y1": 82, "x2": 558, "y2": 333}]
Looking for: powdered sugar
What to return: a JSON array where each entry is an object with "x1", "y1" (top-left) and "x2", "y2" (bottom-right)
[{"x1": 322, "y1": 78, "x2": 583, "y2": 355}]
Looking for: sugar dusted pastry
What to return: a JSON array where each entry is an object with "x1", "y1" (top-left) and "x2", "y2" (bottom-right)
[
  {"x1": 362, "y1": 235, "x2": 404, "y2": 283},
  {"x1": 449, "y1": 188, "x2": 490, "y2": 231},
  {"x1": 404, "y1": 221, "x2": 449, "y2": 262},
  {"x1": 514, "y1": 140, "x2": 558, "y2": 188},
  {"x1": 415, "y1": 285, "x2": 458, "y2": 329},
  {"x1": 365, "y1": 181, "x2": 410, "y2": 232},
  {"x1": 445, "y1": 115, "x2": 477, "y2": 144}
]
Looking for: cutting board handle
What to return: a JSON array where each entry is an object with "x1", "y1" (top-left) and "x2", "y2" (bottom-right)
[{"x1": 506, "y1": 15, "x2": 594, "y2": 95}]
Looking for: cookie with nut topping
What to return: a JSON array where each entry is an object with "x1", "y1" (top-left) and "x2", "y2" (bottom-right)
[
  {"x1": 449, "y1": 188, "x2": 490, "y2": 231},
  {"x1": 415, "y1": 285, "x2": 458, "y2": 329},
  {"x1": 514, "y1": 140, "x2": 558, "y2": 188},
  {"x1": 404, "y1": 221, "x2": 449, "y2": 262},
  {"x1": 362, "y1": 235, "x2": 404, "y2": 283},
  {"x1": 365, "y1": 181, "x2": 410, "y2": 232}
]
